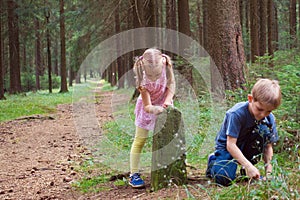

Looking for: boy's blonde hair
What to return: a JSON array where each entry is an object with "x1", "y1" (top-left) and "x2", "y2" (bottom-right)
[
  {"x1": 133, "y1": 48, "x2": 175, "y2": 93},
  {"x1": 251, "y1": 79, "x2": 282, "y2": 108}
]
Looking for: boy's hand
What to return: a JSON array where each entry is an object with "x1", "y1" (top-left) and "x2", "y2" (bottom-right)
[
  {"x1": 246, "y1": 165, "x2": 260, "y2": 179},
  {"x1": 265, "y1": 163, "x2": 272, "y2": 173}
]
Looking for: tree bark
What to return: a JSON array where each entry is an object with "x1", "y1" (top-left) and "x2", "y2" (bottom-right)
[
  {"x1": 177, "y1": 0, "x2": 193, "y2": 90},
  {"x1": 115, "y1": 2, "x2": 124, "y2": 88},
  {"x1": 299, "y1": 0, "x2": 300, "y2": 34},
  {"x1": 0, "y1": 0, "x2": 5, "y2": 99},
  {"x1": 59, "y1": 0, "x2": 68, "y2": 93},
  {"x1": 45, "y1": 9, "x2": 52, "y2": 93},
  {"x1": 7, "y1": 0, "x2": 21, "y2": 94},
  {"x1": 259, "y1": 0, "x2": 267, "y2": 56},
  {"x1": 178, "y1": 0, "x2": 191, "y2": 53},
  {"x1": 54, "y1": 39, "x2": 59, "y2": 76},
  {"x1": 267, "y1": 0, "x2": 274, "y2": 56},
  {"x1": 250, "y1": 0, "x2": 260, "y2": 62},
  {"x1": 274, "y1": 3, "x2": 279, "y2": 50},
  {"x1": 202, "y1": 0, "x2": 208, "y2": 51},
  {"x1": 166, "y1": 0, "x2": 177, "y2": 56},
  {"x1": 239, "y1": 0, "x2": 243, "y2": 30},
  {"x1": 207, "y1": 0, "x2": 246, "y2": 91},
  {"x1": 144, "y1": 0, "x2": 156, "y2": 47},
  {"x1": 35, "y1": 18, "x2": 41, "y2": 90},
  {"x1": 196, "y1": 0, "x2": 203, "y2": 47},
  {"x1": 245, "y1": 0, "x2": 250, "y2": 61},
  {"x1": 289, "y1": 0, "x2": 297, "y2": 48}
]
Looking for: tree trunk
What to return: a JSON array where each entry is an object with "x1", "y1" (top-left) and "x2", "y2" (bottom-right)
[
  {"x1": 54, "y1": 39, "x2": 59, "y2": 76},
  {"x1": 59, "y1": 0, "x2": 68, "y2": 93},
  {"x1": 35, "y1": 18, "x2": 41, "y2": 90},
  {"x1": 274, "y1": 3, "x2": 279, "y2": 51},
  {"x1": 115, "y1": 2, "x2": 124, "y2": 88},
  {"x1": 178, "y1": 0, "x2": 191, "y2": 52},
  {"x1": 299, "y1": 0, "x2": 300, "y2": 34},
  {"x1": 245, "y1": 0, "x2": 250, "y2": 61},
  {"x1": 151, "y1": 108, "x2": 187, "y2": 191},
  {"x1": 250, "y1": 0, "x2": 260, "y2": 62},
  {"x1": 126, "y1": 1, "x2": 135, "y2": 88},
  {"x1": 289, "y1": 0, "x2": 297, "y2": 48},
  {"x1": 7, "y1": 0, "x2": 21, "y2": 94},
  {"x1": 45, "y1": 10, "x2": 52, "y2": 93},
  {"x1": 202, "y1": 0, "x2": 208, "y2": 51},
  {"x1": 267, "y1": 0, "x2": 274, "y2": 56},
  {"x1": 259, "y1": 0, "x2": 267, "y2": 56},
  {"x1": 131, "y1": 0, "x2": 144, "y2": 55},
  {"x1": 239, "y1": 0, "x2": 243, "y2": 30},
  {"x1": 207, "y1": 0, "x2": 246, "y2": 91},
  {"x1": 196, "y1": 0, "x2": 203, "y2": 47},
  {"x1": 0, "y1": 0, "x2": 5, "y2": 99},
  {"x1": 144, "y1": 0, "x2": 157, "y2": 47},
  {"x1": 177, "y1": 0, "x2": 193, "y2": 89},
  {"x1": 166, "y1": 0, "x2": 177, "y2": 56}
]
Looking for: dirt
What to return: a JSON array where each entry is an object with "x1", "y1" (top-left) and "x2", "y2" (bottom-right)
[{"x1": 0, "y1": 88, "x2": 210, "y2": 200}]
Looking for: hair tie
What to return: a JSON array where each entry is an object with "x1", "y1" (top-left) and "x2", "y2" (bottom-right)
[
  {"x1": 162, "y1": 54, "x2": 167, "y2": 57},
  {"x1": 139, "y1": 56, "x2": 143, "y2": 60}
]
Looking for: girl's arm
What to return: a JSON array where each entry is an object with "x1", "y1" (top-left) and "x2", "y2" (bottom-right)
[
  {"x1": 139, "y1": 87, "x2": 164, "y2": 115},
  {"x1": 227, "y1": 136, "x2": 261, "y2": 179},
  {"x1": 163, "y1": 87, "x2": 175, "y2": 107},
  {"x1": 164, "y1": 65, "x2": 175, "y2": 107}
]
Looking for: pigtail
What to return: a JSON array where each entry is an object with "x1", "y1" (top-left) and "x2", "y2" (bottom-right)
[
  {"x1": 133, "y1": 56, "x2": 144, "y2": 90},
  {"x1": 162, "y1": 54, "x2": 176, "y2": 94}
]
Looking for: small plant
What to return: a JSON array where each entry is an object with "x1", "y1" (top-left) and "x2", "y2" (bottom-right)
[{"x1": 72, "y1": 174, "x2": 111, "y2": 193}]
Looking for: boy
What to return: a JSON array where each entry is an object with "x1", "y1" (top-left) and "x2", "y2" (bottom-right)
[{"x1": 206, "y1": 79, "x2": 282, "y2": 186}]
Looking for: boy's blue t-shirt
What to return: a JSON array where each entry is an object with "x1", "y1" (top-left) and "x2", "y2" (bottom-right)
[{"x1": 215, "y1": 101, "x2": 278, "y2": 150}]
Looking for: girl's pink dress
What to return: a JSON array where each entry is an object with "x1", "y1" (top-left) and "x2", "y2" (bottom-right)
[{"x1": 135, "y1": 65, "x2": 168, "y2": 131}]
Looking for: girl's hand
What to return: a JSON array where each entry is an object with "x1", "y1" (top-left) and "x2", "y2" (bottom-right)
[
  {"x1": 163, "y1": 101, "x2": 172, "y2": 108},
  {"x1": 151, "y1": 106, "x2": 164, "y2": 115}
]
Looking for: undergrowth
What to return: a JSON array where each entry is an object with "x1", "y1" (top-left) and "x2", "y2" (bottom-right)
[{"x1": 76, "y1": 50, "x2": 299, "y2": 199}]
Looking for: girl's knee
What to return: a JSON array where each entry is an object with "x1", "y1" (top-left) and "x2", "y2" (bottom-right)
[{"x1": 133, "y1": 137, "x2": 147, "y2": 148}]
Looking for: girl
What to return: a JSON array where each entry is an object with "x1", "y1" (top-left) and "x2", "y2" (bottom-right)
[{"x1": 129, "y1": 48, "x2": 176, "y2": 188}]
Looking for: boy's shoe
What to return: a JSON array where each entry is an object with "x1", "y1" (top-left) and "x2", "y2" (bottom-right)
[
  {"x1": 129, "y1": 173, "x2": 145, "y2": 188},
  {"x1": 205, "y1": 153, "x2": 216, "y2": 178}
]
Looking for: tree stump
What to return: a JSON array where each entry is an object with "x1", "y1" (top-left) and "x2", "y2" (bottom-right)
[{"x1": 151, "y1": 107, "x2": 187, "y2": 191}]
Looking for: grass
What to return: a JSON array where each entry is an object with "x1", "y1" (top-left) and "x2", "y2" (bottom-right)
[
  {"x1": 1, "y1": 50, "x2": 299, "y2": 199},
  {"x1": 72, "y1": 174, "x2": 111, "y2": 193},
  {"x1": 0, "y1": 89, "x2": 73, "y2": 122},
  {"x1": 75, "y1": 50, "x2": 299, "y2": 198},
  {"x1": 0, "y1": 79, "x2": 113, "y2": 123}
]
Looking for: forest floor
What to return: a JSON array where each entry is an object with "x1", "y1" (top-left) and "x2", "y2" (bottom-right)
[{"x1": 0, "y1": 87, "x2": 210, "y2": 200}]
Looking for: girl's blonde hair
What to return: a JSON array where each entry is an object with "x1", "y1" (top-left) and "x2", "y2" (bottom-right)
[
  {"x1": 133, "y1": 48, "x2": 175, "y2": 93},
  {"x1": 251, "y1": 79, "x2": 282, "y2": 108}
]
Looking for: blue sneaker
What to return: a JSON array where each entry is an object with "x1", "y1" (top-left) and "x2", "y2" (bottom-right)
[
  {"x1": 129, "y1": 173, "x2": 145, "y2": 188},
  {"x1": 206, "y1": 153, "x2": 216, "y2": 178}
]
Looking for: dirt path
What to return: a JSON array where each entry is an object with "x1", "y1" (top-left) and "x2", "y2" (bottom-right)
[{"x1": 0, "y1": 89, "x2": 208, "y2": 200}]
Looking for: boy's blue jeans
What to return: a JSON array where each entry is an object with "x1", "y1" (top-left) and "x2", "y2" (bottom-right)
[{"x1": 208, "y1": 150, "x2": 238, "y2": 186}]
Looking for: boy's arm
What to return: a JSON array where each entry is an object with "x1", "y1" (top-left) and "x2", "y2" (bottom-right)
[
  {"x1": 263, "y1": 143, "x2": 273, "y2": 174},
  {"x1": 227, "y1": 136, "x2": 261, "y2": 179}
]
